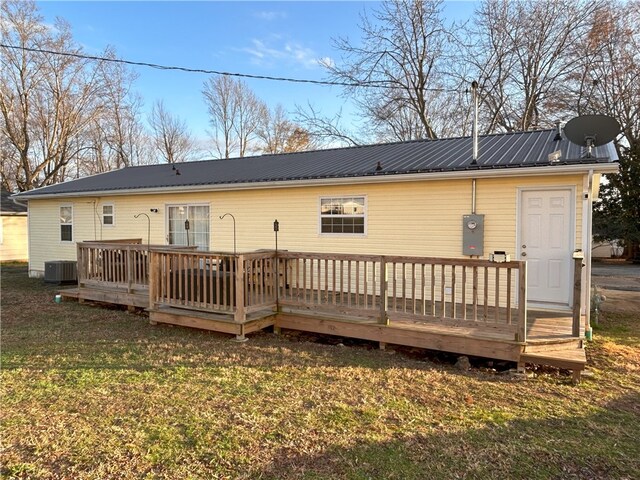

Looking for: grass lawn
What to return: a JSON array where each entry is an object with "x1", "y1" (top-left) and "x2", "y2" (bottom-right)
[{"x1": 1, "y1": 262, "x2": 639, "y2": 479}]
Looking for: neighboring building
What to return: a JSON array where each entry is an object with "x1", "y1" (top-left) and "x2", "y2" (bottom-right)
[
  {"x1": 1, "y1": 188, "x2": 28, "y2": 262},
  {"x1": 592, "y1": 240, "x2": 623, "y2": 258},
  {"x1": 15, "y1": 128, "x2": 618, "y2": 316}
]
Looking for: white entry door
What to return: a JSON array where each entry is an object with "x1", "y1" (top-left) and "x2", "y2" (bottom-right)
[{"x1": 519, "y1": 189, "x2": 574, "y2": 307}]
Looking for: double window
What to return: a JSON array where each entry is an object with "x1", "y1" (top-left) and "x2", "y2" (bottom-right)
[
  {"x1": 60, "y1": 206, "x2": 73, "y2": 242},
  {"x1": 167, "y1": 205, "x2": 210, "y2": 250},
  {"x1": 320, "y1": 196, "x2": 366, "y2": 235}
]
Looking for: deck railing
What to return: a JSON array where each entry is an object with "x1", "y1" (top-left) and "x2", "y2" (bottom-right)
[
  {"x1": 77, "y1": 241, "x2": 196, "y2": 293},
  {"x1": 77, "y1": 242, "x2": 537, "y2": 342},
  {"x1": 278, "y1": 252, "x2": 383, "y2": 321},
  {"x1": 277, "y1": 252, "x2": 528, "y2": 341},
  {"x1": 147, "y1": 248, "x2": 529, "y2": 340},
  {"x1": 149, "y1": 250, "x2": 279, "y2": 322}
]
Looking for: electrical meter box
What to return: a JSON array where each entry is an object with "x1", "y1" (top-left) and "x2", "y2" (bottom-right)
[{"x1": 462, "y1": 214, "x2": 484, "y2": 256}]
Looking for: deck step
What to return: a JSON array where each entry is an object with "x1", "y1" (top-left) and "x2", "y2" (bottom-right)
[
  {"x1": 59, "y1": 288, "x2": 81, "y2": 299},
  {"x1": 524, "y1": 337, "x2": 583, "y2": 353},
  {"x1": 520, "y1": 348, "x2": 587, "y2": 383}
]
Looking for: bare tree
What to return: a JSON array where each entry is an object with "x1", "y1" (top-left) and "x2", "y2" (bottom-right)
[
  {"x1": 234, "y1": 83, "x2": 266, "y2": 157},
  {"x1": 325, "y1": 0, "x2": 458, "y2": 141},
  {"x1": 284, "y1": 127, "x2": 313, "y2": 153},
  {"x1": 1, "y1": 0, "x2": 148, "y2": 190},
  {"x1": 95, "y1": 50, "x2": 147, "y2": 168},
  {"x1": 148, "y1": 100, "x2": 196, "y2": 163},
  {"x1": 257, "y1": 104, "x2": 314, "y2": 154},
  {"x1": 294, "y1": 103, "x2": 361, "y2": 147},
  {"x1": 570, "y1": 1, "x2": 640, "y2": 150},
  {"x1": 76, "y1": 48, "x2": 150, "y2": 176},
  {"x1": 257, "y1": 104, "x2": 290, "y2": 154},
  {"x1": 1, "y1": 0, "x2": 108, "y2": 190},
  {"x1": 202, "y1": 75, "x2": 266, "y2": 158},
  {"x1": 203, "y1": 75, "x2": 236, "y2": 159},
  {"x1": 464, "y1": 0, "x2": 600, "y2": 133}
]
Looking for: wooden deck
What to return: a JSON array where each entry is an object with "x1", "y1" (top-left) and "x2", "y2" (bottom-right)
[{"x1": 64, "y1": 242, "x2": 587, "y2": 381}]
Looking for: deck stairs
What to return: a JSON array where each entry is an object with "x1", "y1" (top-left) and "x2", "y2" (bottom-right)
[{"x1": 520, "y1": 338, "x2": 586, "y2": 383}]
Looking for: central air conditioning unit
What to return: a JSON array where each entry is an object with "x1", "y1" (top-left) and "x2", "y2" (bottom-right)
[{"x1": 44, "y1": 260, "x2": 78, "y2": 284}]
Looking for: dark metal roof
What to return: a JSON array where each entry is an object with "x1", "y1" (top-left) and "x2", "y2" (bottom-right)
[
  {"x1": 17, "y1": 129, "x2": 617, "y2": 198},
  {"x1": 1, "y1": 188, "x2": 28, "y2": 213}
]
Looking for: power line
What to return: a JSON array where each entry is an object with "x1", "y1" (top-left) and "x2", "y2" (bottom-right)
[{"x1": 0, "y1": 43, "x2": 458, "y2": 93}]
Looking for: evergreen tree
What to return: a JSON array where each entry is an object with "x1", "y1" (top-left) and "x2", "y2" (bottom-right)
[{"x1": 593, "y1": 145, "x2": 640, "y2": 259}]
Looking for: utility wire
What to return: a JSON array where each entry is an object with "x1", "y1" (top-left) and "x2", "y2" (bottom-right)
[{"x1": 0, "y1": 43, "x2": 459, "y2": 93}]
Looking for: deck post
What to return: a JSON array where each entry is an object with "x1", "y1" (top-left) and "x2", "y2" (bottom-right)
[
  {"x1": 76, "y1": 242, "x2": 84, "y2": 288},
  {"x1": 517, "y1": 261, "x2": 527, "y2": 343},
  {"x1": 126, "y1": 246, "x2": 133, "y2": 294},
  {"x1": 379, "y1": 256, "x2": 389, "y2": 325},
  {"x1": 572, "y1": 256, "x2": 583, "y2": 338},
  {"x1": 148, "y1": 249, "x2": 158, "y2": 311},
  {"x1": 234, "y1": 254, "x2": 246, "y2": 323}
]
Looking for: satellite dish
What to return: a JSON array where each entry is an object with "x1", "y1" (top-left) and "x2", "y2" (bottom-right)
[{"x1": 563, "y1": 115, "x2": 620, "y2": 158}]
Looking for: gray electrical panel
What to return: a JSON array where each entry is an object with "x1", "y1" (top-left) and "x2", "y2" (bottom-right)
[{"x1": 462, "y1": 214, "x2": 484, "y2": 256}]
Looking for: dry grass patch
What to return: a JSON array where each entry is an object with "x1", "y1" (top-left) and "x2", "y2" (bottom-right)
[{"x1": 1, "y1": 262, "x2": 639, "y2": 479}]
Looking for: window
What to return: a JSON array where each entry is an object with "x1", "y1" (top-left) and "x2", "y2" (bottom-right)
[
  {"x1": 102, "y1": 204, "x2": 114, "y2": 226},
  {"x1": 320, "y1": 196, "x2": 366, "y2": 235},
  {"x1": 167, "y1": 205, "x2": 210, "y2": 250},
  {"x1": 60, "y1": 206, "x2": 73, "y2": 242}
]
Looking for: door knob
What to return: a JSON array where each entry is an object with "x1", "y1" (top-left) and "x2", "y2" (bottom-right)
[
  {"x1": 522, "y1": 252, "x2": 527, "y2": 257},
  {"x1": 522, "y1": 245, "x2": 527, "y2": 248}
]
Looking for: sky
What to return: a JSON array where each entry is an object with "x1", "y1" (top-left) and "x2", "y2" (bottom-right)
[{"x1": 36, "y1": 1, "x2": 477, "y2": 147}]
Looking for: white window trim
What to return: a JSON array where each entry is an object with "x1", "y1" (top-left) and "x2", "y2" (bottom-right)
[
  {"x1": 318, "y1": 195, "x2": 367, "y2": 237},
  {"x1": 60, "y1": 204, "x2": 73, "y2": 243},
  {"x1": 165, "y1": 203, "x2": 211, "y2": 249},
  {"x1": 102, "y1": 203, "x2": 115, "y2": 227}
]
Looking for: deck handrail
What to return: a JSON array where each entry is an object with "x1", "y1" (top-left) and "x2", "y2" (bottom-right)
[
  {"x1": 77, "y1": 241, "x2": 198, "y2": 293},
  {"x1": 77, "y1": 242, "x2": 151, "y2": 292},
  {"x1": 148, "y1": 249, "x2": 279, "y2": 321},
  {"x1": 276, "y1": 251, "x2": 527, "y2": 340},
  {"x1": 77, "y1": 241, "x2": 530, "y2": 340}
]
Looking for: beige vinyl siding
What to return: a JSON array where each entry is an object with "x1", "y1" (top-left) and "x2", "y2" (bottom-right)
[
  {"x1": 0, "y1": 215, "x2": 28, "y2": 261},
  {"x1": 26, "y1": 174, "x2": 585, "y2": 276}
]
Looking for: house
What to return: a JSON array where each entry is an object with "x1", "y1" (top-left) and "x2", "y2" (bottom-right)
[
  {"x1": 14, "y1": 128, "x2": 618, "y2": 380},
  {"x1": 1, "y1": 187, "x2": 28, "y2": 262},
  {"x1": 15, "y1": 127, "x2": 617, "y2": 308}
]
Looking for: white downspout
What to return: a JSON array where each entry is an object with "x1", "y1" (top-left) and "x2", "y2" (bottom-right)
[{"x1": 583, "y1": 170, "x2": 594, "y2": 338}]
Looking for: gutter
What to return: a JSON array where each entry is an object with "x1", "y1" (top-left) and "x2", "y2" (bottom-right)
[
  {"x1": 10, "y1": 195, "x2": 29, "y2": 209},
  {"x1": 0, "y1": 211, "x2": 28, "y2": 216},
  {"x1": 15, "y1": 162, "x2": 621, "y2": 200}
]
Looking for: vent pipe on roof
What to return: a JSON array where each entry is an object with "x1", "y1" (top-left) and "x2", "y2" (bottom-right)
[
  {"x1": 471, "y1": 81, "x2": 479, "y2": 165},
  {"x1": 554, "y1": 121, "x2": 562, "y2": 141}
]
